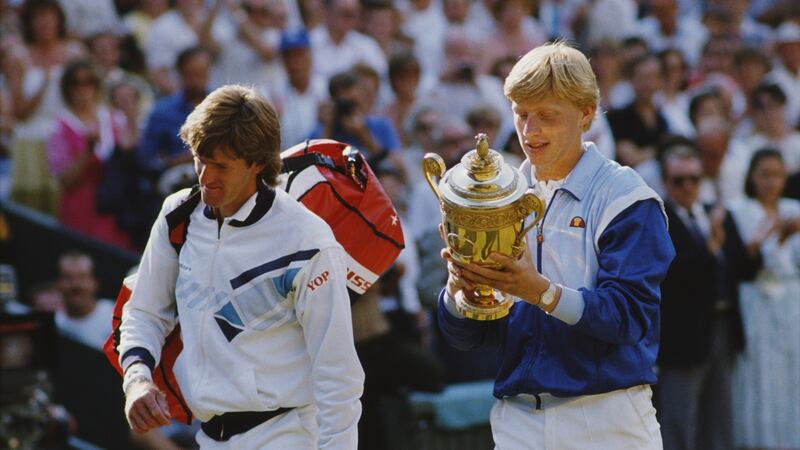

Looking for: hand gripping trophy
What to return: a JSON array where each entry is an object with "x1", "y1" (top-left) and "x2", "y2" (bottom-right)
[{"x1": 423, "y1": 133, "x2": 544, "y2": 320}]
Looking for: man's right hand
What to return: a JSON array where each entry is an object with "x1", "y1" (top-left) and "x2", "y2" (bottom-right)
[{"x1": 124, "y1": 379, "x2": 171, "y2": 434}]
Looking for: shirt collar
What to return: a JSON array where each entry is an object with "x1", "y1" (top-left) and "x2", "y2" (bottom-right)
[{"x1": 520, "y1": 142, "x2": 605, "y2": 201}]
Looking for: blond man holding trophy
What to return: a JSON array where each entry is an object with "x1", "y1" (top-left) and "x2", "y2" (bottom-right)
[{"x1": 433, "y1": 42, "x2": 675, "y2": 449}]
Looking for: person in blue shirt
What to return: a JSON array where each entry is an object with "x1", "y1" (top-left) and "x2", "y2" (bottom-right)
[
  {"x1": 437, "y1": 42, "x2": 675, "y2": 449},
  {"x1": 138, "y1": 46, "x2": 212, "y2": 178},
  {"x1": 308, "y1": 70, "x2": 405, "y2": 176}
]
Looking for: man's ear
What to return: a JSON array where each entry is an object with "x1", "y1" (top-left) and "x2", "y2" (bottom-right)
[{"x1": 580, "y1": 105, "x2": 595, "y2": 132}]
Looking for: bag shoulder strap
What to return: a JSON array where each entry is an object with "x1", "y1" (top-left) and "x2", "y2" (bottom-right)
[
  {"x1": 164, "y1": 185, "x2": 201, "y2": 254},
  {"x1": 281, "y1": 152, "x2": 338, "y2": 174}
]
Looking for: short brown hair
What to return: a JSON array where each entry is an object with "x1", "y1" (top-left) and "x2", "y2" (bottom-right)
[
  {"x1": 180, "y1": 85, "x2": 282, "y2": 186},
  {"x1": 504, "y1": 41, "x2": 599, "y2": 132}
]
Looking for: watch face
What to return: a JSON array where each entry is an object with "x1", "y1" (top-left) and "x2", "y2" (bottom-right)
[{"x1": 541, "y1": 290, "x2": 555, "y2": 305}]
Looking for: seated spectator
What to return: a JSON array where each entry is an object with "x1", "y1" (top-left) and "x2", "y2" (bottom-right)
[
  {"x1": 309, "y1": 70, "x2": 403, "y2": 172},
  {"x1": 46, "y1": 59, "x2": 131, "y2": 249},
  {"x1": 607, "y1": 52, "x2": 670, "y2": 189},
  {"x1": 53, "y1": 251, "x2": 114, "y2": 350},
  {"x1": 143, "y1": 0, "x2": 230, "y2": 95},
  {"x1": 480, "y1": 0, "x2": 545, "y2": 74},
  {"x1": 266, "y1": 27, "x2": 326, "y2": 150},
  {"x1": 214, "y1": 0, "x2": 288, "y2": 89},
  {"x1": 383, "y1": 50, "x2": 423, "y2": 148},
  {"x1": 766, "y1": 21, "x2": 800, "y2": 129},
  {"x1": 310, "y1": 0, "x2": 387, "y2": 84},
  {"x1": 138, "y1": 47, "x2": 211, "y2": 179}
]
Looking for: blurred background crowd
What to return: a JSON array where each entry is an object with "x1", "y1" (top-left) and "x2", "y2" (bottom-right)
[{"x1": 0, "y1": 0, "x2": 799, "y2": 449}]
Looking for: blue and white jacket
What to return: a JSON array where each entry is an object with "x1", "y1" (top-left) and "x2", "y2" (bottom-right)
[
  {"x1": 438, "y1": 143, "x2": 675, "y2": 399},
  {"x1": 119, "y1": 184, "x2": 364, "y2": 449}
]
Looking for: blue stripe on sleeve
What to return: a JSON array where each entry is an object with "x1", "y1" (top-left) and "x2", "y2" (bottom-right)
[
  {"x1": 230, "y1": 249, "x2": 320, "y2": 290},
  {"x1": 121, "y1": 347, "x2": 156, "y2": 372}
]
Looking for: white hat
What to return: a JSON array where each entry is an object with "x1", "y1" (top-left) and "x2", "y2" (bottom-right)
[{"x1": 776, "y1": 21, "x2": 800, "y2": 44}]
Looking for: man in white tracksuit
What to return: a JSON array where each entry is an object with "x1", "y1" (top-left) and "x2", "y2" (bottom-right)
[{"x1": 119, "y1": 85, "x2": 364, "y2": 449}]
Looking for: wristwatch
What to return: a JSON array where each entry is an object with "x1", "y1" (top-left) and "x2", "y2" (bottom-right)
[{"x1": 539, "y1": 282, "x2": 558, "y2": 308}]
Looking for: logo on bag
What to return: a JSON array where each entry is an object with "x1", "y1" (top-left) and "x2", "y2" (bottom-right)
[
  {"x1": 569, "y1": 216, "x2": 586, "y2": 228},
  {"x1": 307, "y1": 271, "x2": 330, "y2": 291}
]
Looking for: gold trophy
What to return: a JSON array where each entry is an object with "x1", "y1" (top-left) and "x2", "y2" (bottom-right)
[{"x1": 422, "y1": 133, "x2": 545, "y2": 320}]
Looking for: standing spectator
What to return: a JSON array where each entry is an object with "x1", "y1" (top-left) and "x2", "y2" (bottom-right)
[
  {"x1": 54, "y1": 251, "x2": 114, "y2": 350},
  {"x1": 143, "y1": 0, "x2": 230, "y2": 95},
  {"x1": 46, "y1": 59, "x2": 131, "y2": 249},
  {"x1": 310, "y1": 0, "x2": 387, "y2": 84},
  {"x1": 729, "y1": 149, "x2": 800, "y2": 450},
  {"x1": 7, "y1": 0, "x2": 85, "y2": 215},
  {"x1": 268, "y1": 28, "x2": 326, "y2": 149},
  {"x1": 138, "y1": 47, "x2": 211, "y2": 179},
  {"x1": 657, "y1": 144, "x2": 762, "y2": 450}
]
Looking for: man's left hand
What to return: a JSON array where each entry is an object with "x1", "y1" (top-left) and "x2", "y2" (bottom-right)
[{"x1": 457, "y1": 245, "x2": 549, "y2": 305}]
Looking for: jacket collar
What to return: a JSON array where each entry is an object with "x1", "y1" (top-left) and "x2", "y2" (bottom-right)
[{"x1": 202, "y1": 181, "x2": 276, "y2": 226}]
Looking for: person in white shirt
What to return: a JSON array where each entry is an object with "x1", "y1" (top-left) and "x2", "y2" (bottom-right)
[
  {"x1": 765, "y1": 21, "x2": 800, "y2": 129},
  {"x1": 269, "y1": 28, "x2": 327, "y2": 149},
  {"x1": 213, "y1": 0, "x2": 288, "y2": 89},
  {"x1": 120, "y1": 85, "x2": 363, "y2": 449},
  {"x1": 144, "y1": 0, "x2": 232, "y2": 95},
  {"x1": 54, "y1": 251, "x2": 114, "y2": 350},
  {"x1": 309, "y1": 0, "x2": 386, "y2": 84}
]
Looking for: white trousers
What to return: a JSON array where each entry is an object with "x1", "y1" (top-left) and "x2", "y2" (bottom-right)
[
  {"x1": 491, "y1": 385, "x2": 663, "y2": 450},
  {"x1": 195, "y1": 404, "x2": 318, "y2": 450}
]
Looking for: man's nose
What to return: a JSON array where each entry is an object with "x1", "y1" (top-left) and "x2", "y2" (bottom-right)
[{"x1": 523, "y1": 118, "x2": 542, "y2": 136}]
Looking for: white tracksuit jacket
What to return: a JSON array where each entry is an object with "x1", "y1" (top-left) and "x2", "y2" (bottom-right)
[{"x1": 119, "y1": 185, "x2": 364, "y2": 449}]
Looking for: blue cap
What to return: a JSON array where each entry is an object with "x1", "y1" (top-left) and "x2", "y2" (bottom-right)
[{"x1": 280, "y1": 28, "x2": 311, "y2": 52}]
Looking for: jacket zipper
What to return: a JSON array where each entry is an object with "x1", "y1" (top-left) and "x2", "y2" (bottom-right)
[
  {"x1": 536, "y1": 189, "x2": 559, "y2": 274},
  {"x1": 198, "y1": 221, "x2": 223, "y2": 398}
]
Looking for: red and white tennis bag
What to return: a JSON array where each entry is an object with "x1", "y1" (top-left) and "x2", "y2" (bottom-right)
[
  {"x1": 279, "y1": 139, "x2": 405, "y2": 294},
  {"x1": 104, "y1": 140, "x2": 404, "y2": 422}
]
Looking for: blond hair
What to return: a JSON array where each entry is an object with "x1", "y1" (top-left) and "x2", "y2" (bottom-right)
[
  {"x1": 504, "y1": 42, "x2": 599, "y2": 131},
  {"x1": 180, "y1": 85, "x2": 282, "y2": 186}
]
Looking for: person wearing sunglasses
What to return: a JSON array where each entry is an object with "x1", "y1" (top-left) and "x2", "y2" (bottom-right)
[{"x1": 657, "y1": 139, "x2": 763, "y2": 450}]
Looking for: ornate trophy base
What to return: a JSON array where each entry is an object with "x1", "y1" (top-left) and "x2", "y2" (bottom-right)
[{"x1": 455, "y1": 287, "x2": 513, "y2": 320}]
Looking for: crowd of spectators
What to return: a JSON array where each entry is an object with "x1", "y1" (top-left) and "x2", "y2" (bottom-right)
[{"x1": 2, "y1": 0, "x2": 799, "y2": 449}]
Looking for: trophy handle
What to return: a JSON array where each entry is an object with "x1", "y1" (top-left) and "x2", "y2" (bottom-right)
[
  {"x1": 422, "y1": 153, "x2": 446, "y2": 200},
  {"x1": 514, "y1": 191, "x2": 546, "y2": 250}
]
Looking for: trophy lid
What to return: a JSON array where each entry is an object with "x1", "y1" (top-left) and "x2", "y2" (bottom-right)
[{"x1": 439, "y1": 133, "x2": 528, "y2": 208}]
